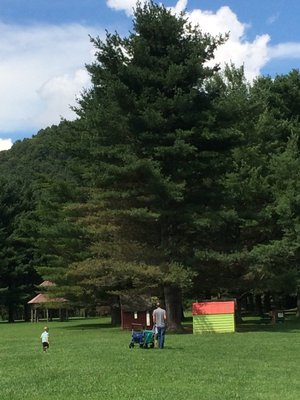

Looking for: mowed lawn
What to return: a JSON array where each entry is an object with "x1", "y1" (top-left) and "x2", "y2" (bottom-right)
[{"x1": 0, "y1": 317, "x2": 299, "y2": 400}]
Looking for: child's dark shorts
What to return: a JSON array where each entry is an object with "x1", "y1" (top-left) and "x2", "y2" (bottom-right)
[{"x1": 42, "y1": 342, "x2": 49, "y2": 349}]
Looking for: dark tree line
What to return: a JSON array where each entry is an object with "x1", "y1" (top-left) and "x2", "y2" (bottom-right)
[{"x1": 1, "y1": 2, "x2": 300, "y2": 325}]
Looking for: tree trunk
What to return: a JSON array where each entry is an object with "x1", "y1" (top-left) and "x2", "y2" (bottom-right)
[
  {"x1": 23, "y1": 303, "x2": 31, "y2": 322},
  {"x1": 235, "y1": 297, "x2": 243, "y2": 324},
  {"x1": 263, "y1": 292, "x2": 271, "y2": 313},
  {"x1": 255, "y1": 294, "x2": 263, "y2": 316},
  {"x1": 296, "y1": 289, "x2": 300, "y2": 318},
  {"x1": 110, "y1": 296, "x2": 121, "y2": 326},
  {"x1": 8, "y1": 303, "x2": 15, "y2": 323},
  {"x1": 247, "y1": 293, "x2": 254, "y2": 313},
  {"x1": 163, "y1": 285, "x2": 184, "y2": 332}
]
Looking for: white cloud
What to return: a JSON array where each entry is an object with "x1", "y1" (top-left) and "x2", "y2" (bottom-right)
[
  {"x1": 269, "y1": 42, "x2": 300, "y2": 59},
  {"x1": 171, "y1": 0, "x2": 188, "y2": 14},
  {"x1": 34, "y1": 69, "x2": 90, "y2": 127},
  {"x1": 170, "y1": 2, "x2": 300, "y2": 78},
  {"x1": 267, "y1": 13, "x2": 279, "y2": 25},
  {"x1": 186, "y1": 6, "x2": 246, "y2": 40},
  {"x1": 106, "y1": 0, "x2": 145, "y2": 16},
  {"x1": 211, "y1": 32, "x2": 271, "y2": 81},
  {"x1": 0, "y1": 22, "x2": 100, "y2": 142},
  {"x1": 0, "y1": 138, "x2": 13, "y2": 151},
  {"x1": 106, "y1": 0, "x2": 186, "y2": 16},
  {"x1": 173, "y1": 5, "x2": 271, "y2": 81}
]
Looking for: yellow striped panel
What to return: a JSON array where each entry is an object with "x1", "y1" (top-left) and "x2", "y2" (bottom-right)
[{"x1": 193, "y1": 314, "x2": 235, "y2": 334}]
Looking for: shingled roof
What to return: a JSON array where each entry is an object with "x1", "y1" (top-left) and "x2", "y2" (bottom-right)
[
  {"x1": 27, "y1": 281, "x2": 67, "y2": 305},
  {"x1": 27, "y1": 293, "x2": 67, "y2": 305}
]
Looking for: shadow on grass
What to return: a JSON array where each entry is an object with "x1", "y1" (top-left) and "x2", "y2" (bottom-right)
[
  {"x1": 58, "y1": 315, "x2": 300, "y2": 333},
  {"x1": 236, "y1": 315, "x2": 300, "y2": 333},
  {"x1": 61, "y1": 322, "x2": 117, "y2": 330}
]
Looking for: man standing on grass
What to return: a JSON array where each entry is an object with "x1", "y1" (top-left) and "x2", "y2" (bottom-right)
[{"x1": 153, "y1": 302, "x2": 167, "y2": 349}]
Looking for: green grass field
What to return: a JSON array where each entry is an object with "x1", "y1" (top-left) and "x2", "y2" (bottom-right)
[{"x1": 0, "y1": 317, "x2": 299, "y2": 400}]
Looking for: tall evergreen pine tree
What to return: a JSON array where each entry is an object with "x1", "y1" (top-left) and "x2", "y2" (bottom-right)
[{"x1": 70, "y1": 1, "x2": 236, "y2": 330}]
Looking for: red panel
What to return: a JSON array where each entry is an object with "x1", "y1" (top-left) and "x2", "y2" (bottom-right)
[
  {"x1": 121, "y1": 311, "x2": 153, "y2": 330},
  {"x1": 192, "y1": 301, "x2": 235, "y2": 315}
]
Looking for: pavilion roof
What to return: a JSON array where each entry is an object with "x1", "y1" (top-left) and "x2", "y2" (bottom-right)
[
  {"x1": 39, "y1": 280, "x2": 56, "y2": 287},
  {"x1": 27, "y1": 293, "x2": 67, "y2": 305}
]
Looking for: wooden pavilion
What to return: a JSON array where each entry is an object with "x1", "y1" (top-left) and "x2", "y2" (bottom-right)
[{"x1": 27, "y1": 280, "x2": 68, "y2": 322}]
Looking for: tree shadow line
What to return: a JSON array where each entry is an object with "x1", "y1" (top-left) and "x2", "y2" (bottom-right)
[
  {"x1": 61, "y1": 321, "x2": 117, "y2": 330},
  {"x1": 236, "y1": 317, "x2": 300, "y2": 333},
  {"x1": 57, "y1": 315, "x2": 300, "y2": 333}
]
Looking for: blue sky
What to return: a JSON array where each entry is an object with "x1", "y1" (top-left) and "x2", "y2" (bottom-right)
[{"x1": 0, "y1": 0, "x2": 299, "y2": 150}]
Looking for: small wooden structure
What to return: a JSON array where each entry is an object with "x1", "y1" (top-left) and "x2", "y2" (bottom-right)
[
  {"x1": 120, "y1": 294, "x2": 153, "y2": 330},
  {"x1": 27, "y1": 281, "x2": 68, "y2": 322},
  {"x1": 193, "y1": 301, "x2": 235, "y2": 334}
]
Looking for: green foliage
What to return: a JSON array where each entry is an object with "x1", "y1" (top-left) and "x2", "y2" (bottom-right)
[
  {"x1": 220, "y1": 70, "x2": 300, "y2": 298},
  {"x1": 0, "y1": 177, "x2": 40, "y2": 321},
  {"x1": 60, "y1": 1, "x2": 238, "y2": 316}
]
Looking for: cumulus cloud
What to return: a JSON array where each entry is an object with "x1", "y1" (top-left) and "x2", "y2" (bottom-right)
[
  {"x1": 0, "y1": 22, "x2": 100, "y2": 143},
  {"x1": 169, "y1": 3, "x2": 271, "y2": 81},
  {"x1": 0, "y1": 138, "x2": 13, "y2": 151},
  {"x1": 269, "y1": 42, "x2": 300, "y2": 59},
  {"x1": 106, "y1": 0, "x2": 145, "y2": 16},
  {"x1": 33, "y1": 69, "x2": 90, "y2": 127},
  {"x1": 171, "y1": 0, "x2": 188, "y2": 15}
]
